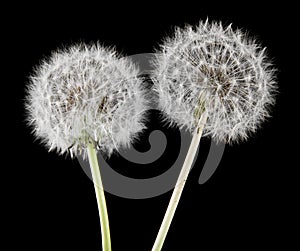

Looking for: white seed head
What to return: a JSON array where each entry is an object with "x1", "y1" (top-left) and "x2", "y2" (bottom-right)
[
  {"x1": 26, "y1": 43, "x2": 148, "y2": 157},
  {"x1": 152, "y1": 20, "x2": 277, "y2": 143}
]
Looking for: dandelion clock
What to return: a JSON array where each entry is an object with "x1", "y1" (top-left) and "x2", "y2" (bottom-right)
[
  {"x1": 26, "y1": 43, "x2": 148, "y2": 251},
  {"x1": 151, "y1": 20, "x2": 277, "y2": 251}
]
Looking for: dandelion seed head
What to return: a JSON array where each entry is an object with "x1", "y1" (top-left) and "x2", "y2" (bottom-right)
[
  {"x1": 152, "y1": 20, "x2": 277, "y2": 143},
  {"x1": 26, "y1": 43, "x2": 148, "y2": 157}
]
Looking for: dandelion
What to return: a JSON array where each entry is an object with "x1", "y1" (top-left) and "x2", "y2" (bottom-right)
[
  {"x1": 26, "y1": 43, "x2": 148, "y2": 251},
  {"x1": 151, "y1": 20, "x2": 277, "y2": 251}
]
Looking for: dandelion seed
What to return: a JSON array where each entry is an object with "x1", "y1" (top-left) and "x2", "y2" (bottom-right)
[
  {"x1": 26, "y1": 43, "x2": 148, "y2": 157},
  {"x1": 151, "y1": 20, "x2": 277, "y2": 251},
  {"x1": 153, "y1": 20, "x2": 276, "y2": 143},
  {"x1": 25, "y1": 43, "x2": 148, "y2": 251}
]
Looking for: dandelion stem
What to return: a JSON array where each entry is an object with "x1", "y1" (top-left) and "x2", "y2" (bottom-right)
[
  {"x1": 87, "y1": 143, "x2": 112, "y2": 251},
  {"x1": 151, "y1": 111, "x2": 208, "y2": 251}
]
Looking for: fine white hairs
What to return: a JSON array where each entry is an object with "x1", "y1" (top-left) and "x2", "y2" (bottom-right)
[
  {"x1": 26, "y1": 43, "x2": 148, "y2": 157},
  {"x1": 152, "y1": 20, "x2": 277, "y2": 143}
]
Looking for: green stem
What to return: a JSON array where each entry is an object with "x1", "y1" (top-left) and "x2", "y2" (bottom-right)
[
  {"x1": 151, "y1": 111, "x2": 208, "y2": 251},
  {"x1": 87, "y1": 143, "x2": 112, "y2": 251}
]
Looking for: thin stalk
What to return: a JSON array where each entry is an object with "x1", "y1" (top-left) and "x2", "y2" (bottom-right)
[
  {"x1": 87, "y1": 143, "x2": 112, "y2": 251},
  {"x1": 151, "y1": 111, "x2": 208, "y2": 251}
]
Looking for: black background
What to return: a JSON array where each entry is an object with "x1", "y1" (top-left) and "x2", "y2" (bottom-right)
[{"x1": 6, "y1": 2, "x2": 297, "y2": 250}]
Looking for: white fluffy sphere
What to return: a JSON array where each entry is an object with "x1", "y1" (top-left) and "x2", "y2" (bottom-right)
[
  {"x1": 26, "y1": 43, "x2": 148, "y2": 157},
  {"x1": 152, "y1": 20, "x2": 277, "y2": 143}
]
